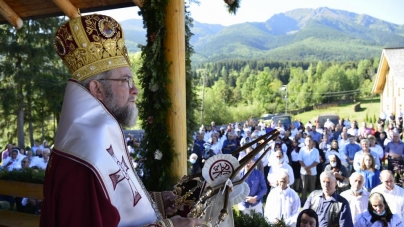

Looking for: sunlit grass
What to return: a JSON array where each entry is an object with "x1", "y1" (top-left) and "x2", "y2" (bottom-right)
[{"x1": 292, "y1": 99, "x2": 380, "y2": 124}]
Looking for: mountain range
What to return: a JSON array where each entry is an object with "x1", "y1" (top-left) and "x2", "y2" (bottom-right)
[{"x1": 120, "y1": 7, "x2": 404, "y2": 63}]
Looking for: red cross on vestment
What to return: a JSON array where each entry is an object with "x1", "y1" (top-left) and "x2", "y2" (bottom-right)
[{"x1": 107, "y1": 145, "x2": 142, "y2": 207}]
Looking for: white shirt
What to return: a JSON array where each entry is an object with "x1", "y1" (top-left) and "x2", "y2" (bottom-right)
[
  {"x1": 384, "y1": 138, "x2": 392, "y2": 147},
  {"x1": 290, "y1": 128, "x2": 298, "y2": 139},
  {"x1": 339, "y1": 139, "x2": 349, "y2": 150},
  {"x1": 34, "y1": 158, "x2": 49, "y2": 170},
  {"x1": 348, "y1": 128, "x2": 358, "y2": 136},
  {"x1": 210, "y1": 142, "x2": 222, "y2": 155},
  {"x1": 259, "y1": 146, "x2": 270, "y2": 167},
  {"x1": 354, "y1": 211, "x2": 404, "y2": 227},
  {"x1": 30, "y1": 156, "x2": 41, "y2": 167},
  {"x1": 370, "y1": 145, "x2": 384, "y2": 160},
  {"x1": 264, "y1": 187, "x2": 300, "y2": 227},
  {"x1": 371, "y1": 185, "x2": 404, "y2": 222},
  {"x1": 1, "y1": 156, "x2": 22, "y2": 171},
  {"x1": 353, "y1": 150, "x2": 380, "y2": 171},
  {"x1": 276, "y1": 126, "x2": 285, "y2": 135},
  {"x1": 290, "y1": 149, "x2": 300, "y2": 162},
  {"x1": 319, "y1": 142, "x2": 331, "y2": 151},
  {"x1": 298, "y1": 137, "x2": 305, "y2": 144},
  {"x1": 340, "y1": 189, "x2": 369, "y2": 224},
  {"x1": 203, "y1": 131, "x2": 211, "y2": 142},
  {"x1": 297, "y1": 146, "x2": 320, "y2": 175},
  {"x1": 17, "y1": 153, "x2": 26, "y2": 159},
  {"x1": 240, "y1": 136, "x2": 252, "y2": 147},
  {"x1": 258, "y1": 129, "x2": 266, "y2": 136},
  {"x1": 268, "y1": 151, "x2": 289, "y2": 166},
  {"x1": 127, "y1": 145, "x2": 134, "y2": 154},
  {"x1": 324, "y1": 120, "x2": 334, "y2": 129},
  {"x1": 267, "y1": 162, "x2": 295, "y2": 186}
]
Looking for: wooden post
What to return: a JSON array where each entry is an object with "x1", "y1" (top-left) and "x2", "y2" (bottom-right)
[
  {"x1": 164, "y1": 0, "x2": 186, "y2": 180},
  {"x1": 0, "y1": 0, "x2": 23, "y2": 29},
  {"x1": 131, "y1": 0, "x2": 144, "y2": 8},
  {"x1": 52, "y1": 0, "x2": 80, "y2": 19}
]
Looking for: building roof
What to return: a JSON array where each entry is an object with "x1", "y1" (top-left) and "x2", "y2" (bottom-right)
[
  {"x1": 0, "y1": 0, "x2": 138, "y2": 27},
  {"x1": 372, "y1": 48, "x2": 404, "y2": 94}
]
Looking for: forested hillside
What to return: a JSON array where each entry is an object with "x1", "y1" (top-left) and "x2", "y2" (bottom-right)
[{"x1": 193, "y1": 58, "x2": 379, "y2": 126}]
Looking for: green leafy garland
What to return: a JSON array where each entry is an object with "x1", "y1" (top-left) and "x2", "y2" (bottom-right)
[
  {"x1": 137, "y1": 0, "x2": 174, "y2": 191},
  {"x1": 0, "y1": 168, "x2": 45, "y2": 184},
  {"x1": 137, "y1": 0, "x2": 240, "y2": 191}
]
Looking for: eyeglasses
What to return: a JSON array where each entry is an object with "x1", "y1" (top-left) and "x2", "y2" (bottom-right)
[{"x1": 99, "y1": 77, "x2": 134, "y2": 88}]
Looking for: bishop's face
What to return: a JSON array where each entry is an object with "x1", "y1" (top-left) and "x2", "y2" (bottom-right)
[{"x1": 100, "y1": 67, "x2": 139, "y2": 127}]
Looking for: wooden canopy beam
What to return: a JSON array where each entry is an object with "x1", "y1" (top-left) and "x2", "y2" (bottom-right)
[
  {"x1": 0, "y1": 0, "x2": 22, "y2": 29},
  {"x1": 52, "y1": 0, "x2": 79, "y2": 19},
  {"x1": 131, "y1": 0, "x2": 144, "y2": 8}
]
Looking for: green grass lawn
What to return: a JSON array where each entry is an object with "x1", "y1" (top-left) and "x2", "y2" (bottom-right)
[{"x1": 292, "y1": 99, "x2": 380, "y2": 125}]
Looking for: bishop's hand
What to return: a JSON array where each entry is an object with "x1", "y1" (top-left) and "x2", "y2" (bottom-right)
[
  {"x1": 162, "y1": 191, "x2": 181, "y2": 216},
  {"x1": 169, "y1": 215, "x2": 204, "y2": 227}
]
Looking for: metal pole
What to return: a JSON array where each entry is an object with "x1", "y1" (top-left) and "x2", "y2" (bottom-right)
[
  {"x1": 200, "y1": 71, "x2": 206, "y2": 125},
  {"x1": 285, "y1": 88, "x2": 288, "y2": 115}
]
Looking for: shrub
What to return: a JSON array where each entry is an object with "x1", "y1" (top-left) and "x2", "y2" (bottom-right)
[{"x1": 233, "y1": 209, "x2": 288, "y2": 227}]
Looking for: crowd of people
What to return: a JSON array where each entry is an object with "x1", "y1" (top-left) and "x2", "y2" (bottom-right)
[
  {"x1": 189, "y1": 116, "x2": 404, "y2": 226},
  {"x1": 1, "y1": 114, "x2": 404, "y2": 226},
  {"x1": 1, "y1": 140, "x2": 51, "y2": 172},
  {"x1": 0, "y1": 140, "x2": 50, "y2": 214}
]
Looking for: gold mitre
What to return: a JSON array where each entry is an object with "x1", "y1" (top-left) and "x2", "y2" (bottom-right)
[{"x1": 54, "y1": 14, "x2": 130, "y2": 81}]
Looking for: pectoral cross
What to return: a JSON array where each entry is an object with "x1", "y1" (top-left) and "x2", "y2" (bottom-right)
[{"x1": 107, "y1": 145, "x2": 141, "y2": 207}]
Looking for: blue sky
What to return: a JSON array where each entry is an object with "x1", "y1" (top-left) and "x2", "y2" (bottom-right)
[{"x1": 92, "y1": 0, "x2": 404, "y2": 25}]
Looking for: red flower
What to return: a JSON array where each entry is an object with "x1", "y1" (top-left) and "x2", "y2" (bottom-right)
[
  {"x1": 150, "y1": 33, "x2": 156, "y2": 42},
  {"x1": 147, "y1": 116, "x2": 153, "y2": 124}
]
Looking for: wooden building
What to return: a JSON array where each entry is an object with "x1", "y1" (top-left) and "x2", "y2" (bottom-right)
[{"x1": 372, "y1": 48, "x2": 404, "y2": 118}]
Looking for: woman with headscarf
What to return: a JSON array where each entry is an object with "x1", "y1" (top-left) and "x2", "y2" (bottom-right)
[
  {"x1": 354, "y1": 192, "x2": 404, "y2": 227},
  {"x1": 324, "y1": 140, "x2": 345, "y2": 165},
  {"x1": 324, "y1": 154, "x2": 350, "y2": 192}
]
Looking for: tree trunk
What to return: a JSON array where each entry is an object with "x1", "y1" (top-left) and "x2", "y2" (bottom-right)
[
  {"x1": 29, "y1": 117, "x2": 34, "y2": 147},
  {"x1": 17, "y1": 100, "x2": 24, "y2": 148},
  {"x1": 27, "y1": 94, "x2": 34, "y2": 147}
]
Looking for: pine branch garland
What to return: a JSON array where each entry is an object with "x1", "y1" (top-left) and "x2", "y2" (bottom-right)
[
  {"x1": 137, "y1": 0, "x2": 175, "y2": 191},
  {"x1": 0, "y1": 168, "x2": 45, "y2": 184},
  {"x1": 137, "y1": 0, "x2": 241, "y2": 191}
]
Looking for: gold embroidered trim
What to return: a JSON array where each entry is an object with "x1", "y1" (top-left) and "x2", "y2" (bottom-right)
[
  {"x1": 159, "y1": 219, "x2": 174, "y2": 227},
  {"x1": 153, "y1": 192, "x2": 166, "y2": 218},
  {"x1": 72, "y1": 56, "x2": 128, "y2": 81}
]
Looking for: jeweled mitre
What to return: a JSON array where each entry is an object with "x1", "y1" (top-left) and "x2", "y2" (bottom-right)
[{"x1": 54, "y1": 14, "x2": 130, "y2": 81}]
